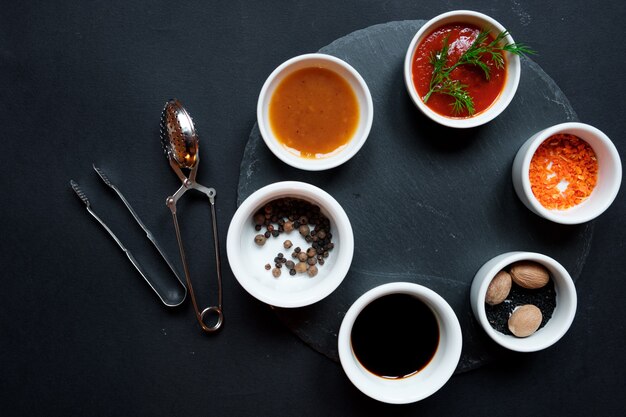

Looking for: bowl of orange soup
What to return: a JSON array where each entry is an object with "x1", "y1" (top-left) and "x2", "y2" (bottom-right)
[{"x1": 257, "y1": 53, "x2": 373, "y2": 170}]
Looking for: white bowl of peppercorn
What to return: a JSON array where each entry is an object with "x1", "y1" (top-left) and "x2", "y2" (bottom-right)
[
  {"x1": 470, "y1": 251, "x2": 577, "y2": 352},
  {"x1": 404, "y1": 10, "x2": 526, "y2": 128},
  {"x1": 226, "y1": 181, "x2": 354, "y2": 308}
]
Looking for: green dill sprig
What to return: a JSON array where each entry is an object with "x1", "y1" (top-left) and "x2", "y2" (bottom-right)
[{"x1": 423, "y1": 29, "x2": 535, "y2": 115}]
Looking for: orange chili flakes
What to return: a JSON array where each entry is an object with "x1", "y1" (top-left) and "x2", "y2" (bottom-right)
[{"x1": 529, "y1": 133, "x2": 598, "y2": 210}]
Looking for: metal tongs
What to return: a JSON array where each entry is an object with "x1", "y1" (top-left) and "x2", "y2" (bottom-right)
[
  {"x1": 160, "y1": 99, "x2": 224, "y2": 333},
  {"x1": 70, "y1": 165, "x2": 187, "y2": 307}
]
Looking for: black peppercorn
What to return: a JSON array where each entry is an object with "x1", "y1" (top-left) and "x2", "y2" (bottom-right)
[
  {"x1": 254, "y1": 234, "x2": 267, "y2": 246},
  {"x1": 254, "y1": 213, "x2": 265, "y2": 225},
  {"x1": 252, "y1": 197, "x2": 335, "y2": 275}
]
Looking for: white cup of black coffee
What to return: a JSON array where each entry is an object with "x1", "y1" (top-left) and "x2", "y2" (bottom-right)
[{"x1": 338, "y1": 282, "x2": 462, "y2": 404}]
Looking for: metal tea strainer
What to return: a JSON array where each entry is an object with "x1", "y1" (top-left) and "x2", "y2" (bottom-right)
[{"x1": 160, "y1": 98, "x2": 223, "y2": 333}]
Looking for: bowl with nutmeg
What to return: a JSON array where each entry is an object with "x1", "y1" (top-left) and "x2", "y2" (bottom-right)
[{"x1": 470, "y1": 252, "x2": 577, "y2": 352}]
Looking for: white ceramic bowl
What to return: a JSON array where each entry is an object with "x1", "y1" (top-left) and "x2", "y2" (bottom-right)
[
  {"x1": 470, "y1": 252, "x2": 577, "y2": 352},
  {"x1": 404, "y1": 10, "x2": 521, "y2": 128},
  {"x1": 226, "y1": 181, "x2": 354, "y2": 307},
  {"x1": 512, "y1": 122, "x2": 622, "y2": 224},
  {"x1": 338, "y1": 282, "x2": 462, "y2": 404},
  {"x1": 257, "y1": 53, "x2": 373, "y2": 170}
]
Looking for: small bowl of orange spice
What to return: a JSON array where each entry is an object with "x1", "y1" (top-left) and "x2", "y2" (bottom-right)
[
  {"x1": 512, "y1": 122, "x2": 622, "y2": 224},
  {"x1": 404, "y1": 10, "x2": 533, "y2": 128},
  {"x1": 257, "y1": 53, "x2": 373, "y2": 171}
]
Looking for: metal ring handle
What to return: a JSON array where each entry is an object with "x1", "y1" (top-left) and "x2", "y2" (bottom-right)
[
  {"x1": 199, "y1": 306, "x2": 224, "y2": 332},
  {"x1": 168, "y1": 204, "x2": 223, "y2": 334}
]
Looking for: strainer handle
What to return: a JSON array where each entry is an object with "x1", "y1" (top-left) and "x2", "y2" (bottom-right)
[{"x1": 167, "y1": 198, "x2": 223, "y2": 333}]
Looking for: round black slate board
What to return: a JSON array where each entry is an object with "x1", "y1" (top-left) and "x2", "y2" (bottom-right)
[{"x1": 236, "y1": 20, "x2": 592, "y2": 373}]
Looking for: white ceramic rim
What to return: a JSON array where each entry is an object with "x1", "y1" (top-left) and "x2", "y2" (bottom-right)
[
  {"x1": 471, "y1": 252, "x2": 577, "y2": 352},
  {"x1": 257, "y1": 53, "x2": 374, "y2": 171},
  {"x1": 226, "y1": 181, "x2": 354, "y2": 308},
  {"x1": 403, "y1": 10, "x2": 521, "y2": 128},
  {"x1": 338, "y1": 282, "x2": 462, "y2": 404},
  {"x1": 516, "y1": 122, "x2": 622, "y2": 224}
]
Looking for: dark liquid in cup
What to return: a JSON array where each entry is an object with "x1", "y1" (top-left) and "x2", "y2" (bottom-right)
[{"x1": 351, "y1": 293, "x2": 440, "y2": 379}]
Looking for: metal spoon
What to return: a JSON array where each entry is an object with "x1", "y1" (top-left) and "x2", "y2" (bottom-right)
[{"x1": 160, "y1": 98, "x2": 223, "y2": 333}]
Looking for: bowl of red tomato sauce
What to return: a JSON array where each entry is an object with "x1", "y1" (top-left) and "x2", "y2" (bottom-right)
[{"x1": 404, "y1": 10, "x2": 523, "y2": 128}]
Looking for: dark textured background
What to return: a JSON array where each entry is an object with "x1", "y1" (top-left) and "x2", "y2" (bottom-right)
[{"x1": 1, "y1": 1, "x2": 624, "y2": 416}]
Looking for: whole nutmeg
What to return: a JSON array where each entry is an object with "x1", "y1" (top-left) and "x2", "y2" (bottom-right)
[
  {"x1": 510, "y1": 261, "x2": 550, "y2": 289},
  {"x1": 485, "y1": 270, "x2": 512, "y2": 305},
  {"x1": 508, "y1": 304, "x2": 542, "y2": 337}
]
